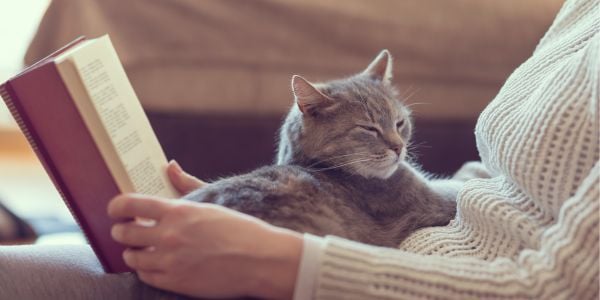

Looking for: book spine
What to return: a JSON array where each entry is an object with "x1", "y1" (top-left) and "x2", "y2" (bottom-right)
[
  {"x1": 0, "y1": 84, "x2": 36, "y2": 151},
  {"x1": 0, "y1": 83, "x2": 73, "y2": 227}
]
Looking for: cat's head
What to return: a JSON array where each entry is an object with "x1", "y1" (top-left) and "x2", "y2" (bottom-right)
[{"x1": 278, "y1": 50, "x2": 413, "y2": 179}]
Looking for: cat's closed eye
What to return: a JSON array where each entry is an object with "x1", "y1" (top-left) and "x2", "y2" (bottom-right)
[
  {"x1": 358, "y1": 125, "x2": 380, "y2": 136},
  {"x1": 396, "y1": 120, "x2": 405, "y2": 129}
]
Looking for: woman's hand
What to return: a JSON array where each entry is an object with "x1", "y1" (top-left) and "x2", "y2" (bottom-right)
[
  {"x1": 107, "y1": 195, "x2": 302, "y2": 299},
  {"x1": 166, "y1": 160, "x2": 206, "y2": 195}
]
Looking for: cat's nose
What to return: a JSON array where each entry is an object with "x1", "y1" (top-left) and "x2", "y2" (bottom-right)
[{"x1": 391, "y1": 145, "x2": 403, "y2": 155}]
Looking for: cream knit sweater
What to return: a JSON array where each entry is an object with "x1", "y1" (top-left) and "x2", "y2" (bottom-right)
[{"x1": 305, "y1": 0, "x2": 600, "y2": 299}]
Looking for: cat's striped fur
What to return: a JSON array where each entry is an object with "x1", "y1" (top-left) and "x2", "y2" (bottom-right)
[{"x1": 185, "y1": 50, "x2": 473, "y2": 246}]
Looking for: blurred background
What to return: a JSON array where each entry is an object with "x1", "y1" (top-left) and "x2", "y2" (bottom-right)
[{"x1": 0, "y1": 0, "x2": 562, "y2": 244}]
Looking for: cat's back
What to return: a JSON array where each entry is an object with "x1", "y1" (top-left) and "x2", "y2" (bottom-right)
[
  {"x1": 184, "y1": 164, "x2": 334, "y2": 206},
  {"x1": 184, "y1": 165, "x2": 355, "y2": 234}
]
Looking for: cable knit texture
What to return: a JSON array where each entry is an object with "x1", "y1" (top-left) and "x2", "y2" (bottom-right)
[{"x1": 313, "y1": 0, "x2": 599, "y2": 298}]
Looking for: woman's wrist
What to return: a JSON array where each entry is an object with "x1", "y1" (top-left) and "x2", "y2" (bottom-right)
[{"x1": 251, "y1": 224, "x2": 304, "y2": 299}]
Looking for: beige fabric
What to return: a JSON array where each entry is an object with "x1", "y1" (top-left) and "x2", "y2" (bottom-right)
[
  {"x1": 26, "y1": 0, "x2": 562, "y2": 120},
  {"x1": 309, "y1": 0, "x2": 600, "y2": 298}
]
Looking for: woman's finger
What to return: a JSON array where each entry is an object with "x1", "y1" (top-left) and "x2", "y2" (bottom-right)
[
  {"x1": 111, "y1": 221, "x2": 160, "y2": 247},
  {"x1": 137, "y1": 270, "x2": 169, "y2": 288},
  {"x1": 107, "y1": 194, "x2": 171, "y2": 220},
  {"x1": 123, "y1": 248, "x2": 165, "y2": 272},
  {"x1": 167, "y1": 160, "x2": 206, "y2": 195}
]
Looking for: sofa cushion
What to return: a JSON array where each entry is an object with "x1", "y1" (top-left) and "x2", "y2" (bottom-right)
[{"x1": 25, "y1": 0, "x2": 562, "y2": 120}]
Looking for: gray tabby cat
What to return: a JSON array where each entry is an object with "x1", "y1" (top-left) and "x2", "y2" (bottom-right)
[{"x1": 185, "y1": 50, "x2": 479, "y2": 247}]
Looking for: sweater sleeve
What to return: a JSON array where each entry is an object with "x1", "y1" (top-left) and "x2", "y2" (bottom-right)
[
  {"x1": 293, "y1": 234, "x2": 326, "y2": 300},
  {"x1": 312, "y1": 162, "x2": 599, "y2": 299}
]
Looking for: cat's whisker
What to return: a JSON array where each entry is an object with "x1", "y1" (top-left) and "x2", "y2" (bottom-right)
[
  {"x1": 402, "y1": 84, "x2": 417, "y2": 95},
  {"x1": 305, "y1": 157, "x2": 373, "y2": 170},
  {"x1": 405, "y1": 152, "x2": 421, "y2": 164},
  {"x1": 405, "y1": 141, "x2": 428, "y2": 162},
  {"x1": 305, "y1": 153, "x2": 372, "y2": 164},
  {"x1": 330, "y1": 152, "x2": 373, "y2": 158},
  {"x1": 304, "y1": 158, "x2": 375, "y2": 172},
  {"x1": 408, "y1": 141, "x2": 431, "y2": 149},
  {"x1": 399, "y1": 85, "x2": 421, "y2": 103},
  {"x1": 304, "y1": 152, "x2": 376, "y2": 168},
  {"x1": 404, "y1": 101, "x2": 430, "y2": 109}
]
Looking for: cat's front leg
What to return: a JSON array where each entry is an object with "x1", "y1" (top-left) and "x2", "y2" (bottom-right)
[
  {"x1": 418, "y1": 162, "x2": 491, "y2": 228},
  {"x1": 452, "y1": 161, "x2": 492, "y2": 182},
  {"x1": 427, "y1": 161, "x2": 492, "y2": 202}
]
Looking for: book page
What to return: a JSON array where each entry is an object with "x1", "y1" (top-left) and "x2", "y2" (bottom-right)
[{"x1": 56, "y1": 36, "x2": 179, "y2": 198}]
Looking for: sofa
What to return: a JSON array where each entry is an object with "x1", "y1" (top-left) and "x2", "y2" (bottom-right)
[{"x1": 25, "y1": 0, "x2": 562, "y2": 180}]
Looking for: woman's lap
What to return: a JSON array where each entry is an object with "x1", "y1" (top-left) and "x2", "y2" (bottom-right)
[{"x1": 0, "y1": 244, "x2": 185, "y2": 300}]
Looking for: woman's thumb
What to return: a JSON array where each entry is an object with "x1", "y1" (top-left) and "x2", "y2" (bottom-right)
[{"x1": 167, "y1": 160, "x2": 206, "y2": 195}]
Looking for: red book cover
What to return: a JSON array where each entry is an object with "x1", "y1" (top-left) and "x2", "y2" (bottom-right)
[{"x1": 0, "y1": 37, "x2": 131, "y2": 273}]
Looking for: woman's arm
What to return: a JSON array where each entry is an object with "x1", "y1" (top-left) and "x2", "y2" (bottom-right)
[{"x1": 303, "y1": 162, "x2": 599, "y2": 299}]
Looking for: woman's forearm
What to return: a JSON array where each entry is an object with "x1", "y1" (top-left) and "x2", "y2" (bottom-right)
[{"x1": 252, "y1": 226, "x2": 303, "y2": 299}]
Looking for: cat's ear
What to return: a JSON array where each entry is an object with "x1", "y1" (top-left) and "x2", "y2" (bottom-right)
[
  {"x1": 291, "y1": 75, "x2": 333, "y2": 116},
  {"x1": 363, "y1": 49, "x2": 393, "y2": 84}
]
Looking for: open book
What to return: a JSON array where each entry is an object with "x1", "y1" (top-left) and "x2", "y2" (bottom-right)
[{"x1": 0, "y1": 35, "x2": 179, "y2": 273}]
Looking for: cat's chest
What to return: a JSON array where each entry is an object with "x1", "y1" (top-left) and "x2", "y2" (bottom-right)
[{"x1": 331, "y1": 175, "x2": 414, "y2": 218}]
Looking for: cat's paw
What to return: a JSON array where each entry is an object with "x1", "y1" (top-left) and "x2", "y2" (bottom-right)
[{"x1": 452, "y1": 161, "x2": 491, "y2": 182}]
